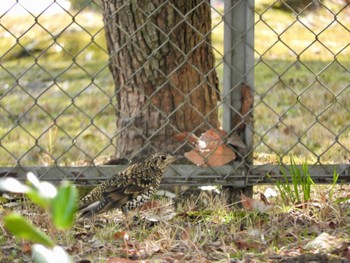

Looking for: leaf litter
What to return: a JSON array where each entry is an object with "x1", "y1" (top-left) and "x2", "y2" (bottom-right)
[{"x1": 2, "y1": 186, "x2": 350, "y2": 262}]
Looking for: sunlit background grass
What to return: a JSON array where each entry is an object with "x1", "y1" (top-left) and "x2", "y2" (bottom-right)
[{"x1": 0, "y1": 0, "x2": 349, "y2": 166}]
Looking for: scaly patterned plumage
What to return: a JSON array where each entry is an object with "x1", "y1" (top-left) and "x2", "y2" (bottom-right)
[{"x1": 78, "y1": 152, "x2": 176, "y2": 218}]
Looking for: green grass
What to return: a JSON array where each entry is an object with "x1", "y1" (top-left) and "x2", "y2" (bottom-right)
[
  {"x1": 276, "y1": 158, "x2": 315, "y2": 205},
  {"x1": 0, "y1": 1, "x2": 350, "y2": 165}
]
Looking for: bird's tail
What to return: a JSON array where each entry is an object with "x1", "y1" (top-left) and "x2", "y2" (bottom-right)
[
  {"x1": 78, "y1": 198, "x2": 115, "y2": 218},
  {"x1": 78, "y1": 200, "x2": 102, "y2": 218}
]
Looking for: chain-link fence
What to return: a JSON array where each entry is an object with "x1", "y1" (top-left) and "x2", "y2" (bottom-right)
[{"x1": 0, "y1": 0, "x2": 350, "y2": 186}]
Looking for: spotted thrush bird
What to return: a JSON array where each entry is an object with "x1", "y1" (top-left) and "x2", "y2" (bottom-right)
[{"x1": 78, "y1": 152, "x2": 176, "y2": 218}]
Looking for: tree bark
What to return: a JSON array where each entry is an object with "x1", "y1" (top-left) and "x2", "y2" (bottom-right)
[{"x1": 102, "y1": 0, "x2": 220, "y2": 159}]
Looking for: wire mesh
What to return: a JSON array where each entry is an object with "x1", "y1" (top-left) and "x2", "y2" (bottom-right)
[{"x1": 0, "y1": 0, "x2": 349, "y2": 185}]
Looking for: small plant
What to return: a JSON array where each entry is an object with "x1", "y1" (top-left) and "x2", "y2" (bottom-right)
[
  {"x1": 276, "y1": 157, "x2": 315, "y2": 205},
  {"x1": 0, "y1": 172, "x2": 77, "y2": 262},
  {"x1": 329, "y1": 169, "x2": 340, "y2": 201}
]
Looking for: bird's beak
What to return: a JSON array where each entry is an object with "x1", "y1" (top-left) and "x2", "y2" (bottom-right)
[{"x1": 168, "y1": 155, "x2": 178, "y2": 164}]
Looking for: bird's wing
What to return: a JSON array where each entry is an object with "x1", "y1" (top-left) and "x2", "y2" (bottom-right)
[
  {"x1": 103, "y1": 177, "x2": 154, "y2": 201},
  {"x1": 77, "y1": 167, "x2": 144, "y2": 210},
  {"x1": 84, "y1": 177, "x2": 154, "y2": 216},
  {"x1": 78, "y1": 163, "x2": 161, "y2": 217},
  {"x1": 77, "y1": 181, "x2": 135, "y2": 217}
]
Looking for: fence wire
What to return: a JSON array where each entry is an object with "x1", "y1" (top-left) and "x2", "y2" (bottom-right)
[{"x1": 0, "y1": 0, "x2": 349, "y2": 185}]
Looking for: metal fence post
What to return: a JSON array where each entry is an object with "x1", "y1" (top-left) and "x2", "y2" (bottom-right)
[{"x1": 223, "y1": 0, "x2": 255, "y2": 200}]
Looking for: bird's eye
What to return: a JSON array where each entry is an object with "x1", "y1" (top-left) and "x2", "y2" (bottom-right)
[{"x1": 160, "y1": 155, "x2": 167, "y2": 160}]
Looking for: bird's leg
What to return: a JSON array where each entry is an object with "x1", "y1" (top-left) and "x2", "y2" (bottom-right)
[
  {"x1": 122, "y1": 207, "x2": 128, "y2": 218},
  {"x1": 122, "y1": 207, "x2": 132, "y2": 230}
]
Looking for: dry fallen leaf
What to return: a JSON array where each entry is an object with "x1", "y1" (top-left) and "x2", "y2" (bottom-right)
[
  {"x1": 241, "y1": 193, "x2": 273, "y2": 212},
  {"x1": 303, "y1": 232, "x2": 347, "y2": 252},
  {"x1": 21, "y1": 243, "x2": 31, "y2": 254},
  {"x1": 197, "y1": 128, "x2": 227, "y2": 151},
  {"x1": 114, "y1": 231, "x2": 129, "y2": 240},
  {"x1": 185, "y1": 145, "x2": 236, "y2": 167},
  {"x1": 175, "y1": 128, "x2": 237, "y2": 167},
  {"x1": 66, "y1": 242, "x2": 83, "y2": 256},
  {"x1": 173, "y1": 132, "x2": 198, "y2": 145},
  {"x1": 188, "y1": 129, "x2": 235, "y2": 167}
]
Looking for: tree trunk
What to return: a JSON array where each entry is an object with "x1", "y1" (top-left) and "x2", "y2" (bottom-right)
[{"x1": 102, "y1": 0, "x2": 220, "y2": 159}]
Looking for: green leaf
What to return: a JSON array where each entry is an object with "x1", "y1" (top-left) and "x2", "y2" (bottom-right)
[
  {"x1": 4, "y1": 214, "x2": 54, "y2": 247},
  {"x1": 51, "y1": 181, "x2": 78, "y2": 230},
  {"x1": 26, "y1": 189, "x2": 51, "y2": 209}
]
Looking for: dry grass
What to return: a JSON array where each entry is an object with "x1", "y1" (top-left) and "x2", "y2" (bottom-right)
[
  {"x1": 2, "y1": 184, "x2": 350, "y2": 262},
  {"x1": 0, "y1": 1, "x2": 349, "y2": 165}
]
